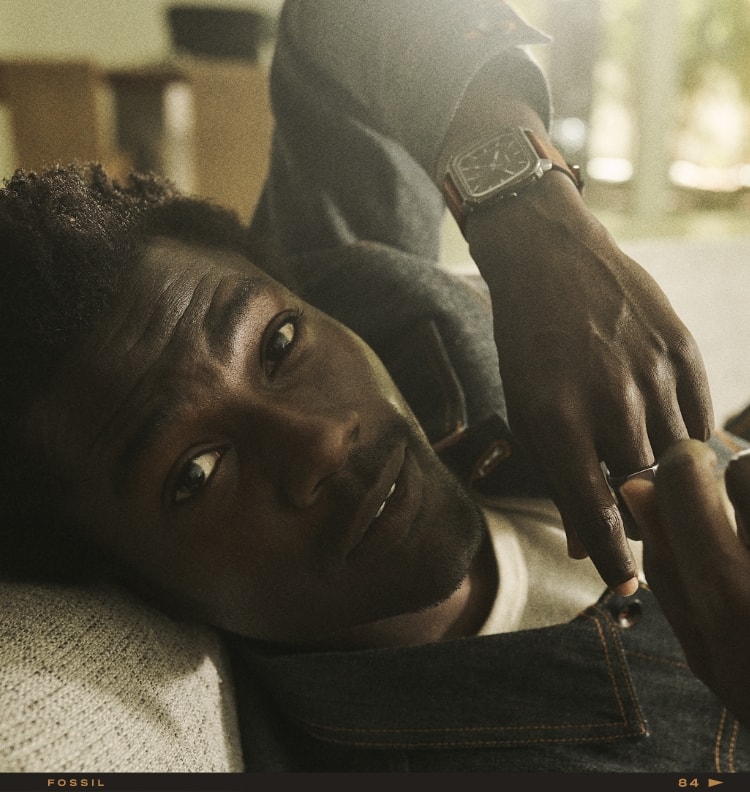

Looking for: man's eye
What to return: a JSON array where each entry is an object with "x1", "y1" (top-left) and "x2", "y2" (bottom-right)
[
  {"x1": 263, "y1": 314, "x2": 299, "y2": 377},
  {"x1": 174, "y1": 449, "x2": 223, "y2": 504}
]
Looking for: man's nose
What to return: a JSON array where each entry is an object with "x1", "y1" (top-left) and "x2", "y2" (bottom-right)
[{"x1": 263, "y1": 402, "x2": 361, "y2": 508}]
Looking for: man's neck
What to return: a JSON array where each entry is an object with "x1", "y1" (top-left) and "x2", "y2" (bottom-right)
[{"x1": 318, "y1": 530, "x2": 498, "y2": 650}]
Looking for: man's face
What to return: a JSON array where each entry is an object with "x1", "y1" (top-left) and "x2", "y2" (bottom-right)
[{"x1": 30, "y1": 238, "x2": 484, "y2": 644}]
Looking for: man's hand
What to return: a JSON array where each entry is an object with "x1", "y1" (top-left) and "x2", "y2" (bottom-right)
[
  {"x1": 620, "y1": 439, "x2": 750, "y2": 726},
  {"x1": 465, "y1": 174, "x2": 713, "y2": 594},
  {"x1": 436, "y1": 73, "x2": 713, "y2": 595}
]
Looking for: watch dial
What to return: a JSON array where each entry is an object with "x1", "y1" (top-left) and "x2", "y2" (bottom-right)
[{"x1": 456, "y1": 130, "x2": 534, "y2": 198}]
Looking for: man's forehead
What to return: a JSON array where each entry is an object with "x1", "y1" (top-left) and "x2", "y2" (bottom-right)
[
  {"x1": 27, "y1": 237, "x2": 271, "y2": 481},
  {"x1": 88, "y1": 237, "x2": 263, "y2": 351}
]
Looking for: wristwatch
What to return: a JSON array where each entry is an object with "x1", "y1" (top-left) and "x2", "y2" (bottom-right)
[{"x1": 441, "y1": 126, "x2": 584, "y2": 234}]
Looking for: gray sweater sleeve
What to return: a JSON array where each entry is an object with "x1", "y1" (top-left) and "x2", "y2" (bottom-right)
[
  {"x1": 251, "y1": 0, "x2": 552, "y2": 262},
  {"x1": 277, "y1": 0, "x2": 551, "y2": 178}
]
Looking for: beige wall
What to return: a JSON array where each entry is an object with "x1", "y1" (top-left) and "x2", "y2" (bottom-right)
[
  {"x1": 0, "y1": 0, "x2": 283, "y2": 68},
  {"x1": 0, "y1": 0, "x2": 283, "y2": 218}
]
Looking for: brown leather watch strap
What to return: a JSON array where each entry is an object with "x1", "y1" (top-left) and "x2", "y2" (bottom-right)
[
  {"x1": 441, "y1": 176, "x2": 467, "y2": 232},
  {"x1": 524, "y1": 129, "x2": 585, "y2": 195}
]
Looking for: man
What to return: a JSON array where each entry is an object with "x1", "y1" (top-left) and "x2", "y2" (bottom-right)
[{"x1": 0, "y1": 0, "x2": 740, "y2": 774}]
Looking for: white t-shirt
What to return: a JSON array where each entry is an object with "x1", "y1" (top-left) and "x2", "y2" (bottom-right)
[{"x1": 476, "y1": 497, "x2": 645, "y2": 636}]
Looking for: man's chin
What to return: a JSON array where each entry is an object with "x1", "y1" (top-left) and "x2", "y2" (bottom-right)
[{"x1": 320, "y1": 484, "x2": 488, "y2": 649}]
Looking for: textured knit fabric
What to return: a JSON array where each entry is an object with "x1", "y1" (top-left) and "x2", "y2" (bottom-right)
[{"x1": 0, "y1": 581, "x2": 242, "y2": 772}]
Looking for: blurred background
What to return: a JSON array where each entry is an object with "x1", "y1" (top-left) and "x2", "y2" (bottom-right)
[
  {"x1": 0, "y1": 0, "x2": 748, "y2": 425},
  {"x1": 512, "y1": 0, "x2": 750, "y2": 240}
]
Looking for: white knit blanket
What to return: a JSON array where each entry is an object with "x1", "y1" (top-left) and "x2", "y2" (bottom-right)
[{"x1": 0, "y1": 580, "x2": 243, "y2": 772}]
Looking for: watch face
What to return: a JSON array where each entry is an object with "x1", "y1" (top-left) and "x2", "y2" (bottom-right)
[{"x1": 452, "y1": 128, "x2": 538, "y2": 200}]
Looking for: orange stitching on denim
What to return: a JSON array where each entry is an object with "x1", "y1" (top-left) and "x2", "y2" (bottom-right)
[
  {"x1": 728, "y1": 716, "x2": 739, "y2": 773},
  {"x1": 300, "y1": 611, "x2": 645, "y2": 748},
  {"x1": 297, "y1": 732, "x2": 643, "y2": 751},
  {"x1": 302, "y1": 717, "x2": 635, "y2": 738},
  {"x1": 715, "y1": 706, "x2": 727, "y2": 772},
  {"x1": 588, "y1": 608, "x2": 648, "y2": 731},
  {"x1": 583, "y1": 612, "x2": 629, "y2": 725},
  {"x1": 593, "y1": 591, "x2": 653, "y2": 733}
]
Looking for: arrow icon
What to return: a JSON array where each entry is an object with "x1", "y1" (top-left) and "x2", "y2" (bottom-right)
[{"x1": 708, "y1": 780, "x2": 723, "y2": 788}]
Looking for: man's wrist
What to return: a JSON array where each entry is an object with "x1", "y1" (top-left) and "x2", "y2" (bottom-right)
[
  {"x1": 441, "y1": 127, "x2": 584, "y2": 236},
  {"x1": 463, "y1": 169, "x2": 598, "y2": 285}
]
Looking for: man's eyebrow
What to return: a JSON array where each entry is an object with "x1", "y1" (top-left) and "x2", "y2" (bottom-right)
[
  {"x1": 203, "y1": 275, "x2": 260, "y2": 359},
  {"x1": 115, "y1": 399, "x2": 190, "y2": 498}
]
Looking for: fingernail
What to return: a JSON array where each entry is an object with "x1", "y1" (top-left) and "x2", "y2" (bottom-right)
[{"x1": 614, "y1": 576, "x2": 639, "y2": 597}]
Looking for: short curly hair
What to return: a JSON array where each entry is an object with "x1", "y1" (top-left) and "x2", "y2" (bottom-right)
[{"x1": 0, "y1": 163, "x2": 254, "y2": 583}]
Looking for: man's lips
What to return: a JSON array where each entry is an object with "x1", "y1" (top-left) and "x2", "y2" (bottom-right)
[{"x1": 346, "y1": 445, "x2": 422, "y2": 560}]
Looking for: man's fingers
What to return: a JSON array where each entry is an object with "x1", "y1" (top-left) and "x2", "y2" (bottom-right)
[
  {"x1": 553, "y1": 472, "x2": 639, "y2": 591},
  {"x1": 618, "y1": 476, "x2": 681, "y2": 592},
  {"x1": 563, "y1": 503, "x2": 638, "y2": 590},
  {"x1": 725, "y1": 450, "x2": 750, "y2": 548},
  {"x1": 618, "y1": 478, "x2": 661, "y2": 542},
  {"x1": 558, "y1": 526, "x2": 638, "y2": 597},
  {"x1": 676, "y1": 334, "x2": 715, "y2": 442},
  {"x1": 597, "y1": 390, "x2": 656, "y2": 481},
  {"x1": 619, "y1": 477, "x2": 676, "y2": 583},
  {"x1": 532, "y1": 423, "x2": 640, "y2": 591},
  {"x1": 651, "y1": 439, "x2": 737, "y2": 568},
  {"x1": 563, "y1": 527, "x2": 588, "y2": 560},
  {"x1": 619, "y1": 475, "x2": 705, "y2": 667}
]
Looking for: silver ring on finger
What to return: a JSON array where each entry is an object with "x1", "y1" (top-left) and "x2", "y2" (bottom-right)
[{"x1": 606, "y1": 463, "x2": 658, "y2": 491}]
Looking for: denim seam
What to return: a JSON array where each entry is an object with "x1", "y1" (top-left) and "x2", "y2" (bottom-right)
[
  {"x1": 715, "y1": 706, "x2": 727, "y2": 772},
  {"x1": 714, "y1": 706, "x2": 740, "y2": 774},
  {"x1": 293, "y1": 731, "x2": 653, "y2": 751},
  {"x1": 583, "y1": 611, "x2": 630, "y2": 727},
  {"x1": 299, "y1": 720, "x2": 640, "y2": 738},
  {"x1": 728, "y1": 715, "x2": 739, "y2": 773},
  {"x1": 586, "y1": 607, "x2": 648, "y2": 735}
]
